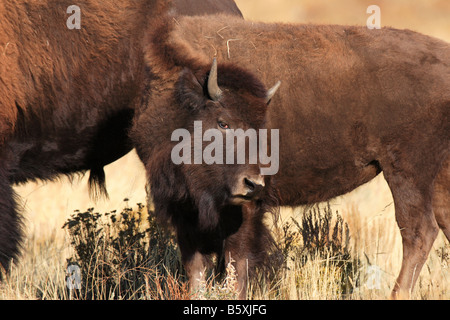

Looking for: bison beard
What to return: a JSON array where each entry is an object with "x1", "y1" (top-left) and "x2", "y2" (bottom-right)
[
  {"x1": 147, "y1": 148, "x2": 224, "y2": 231},
  {"x1": 133, "y1": 55, "x2": 279, "y2": 298},
  {"x1": 147, "y1": 153, "x2": 274, "y2": 298}
]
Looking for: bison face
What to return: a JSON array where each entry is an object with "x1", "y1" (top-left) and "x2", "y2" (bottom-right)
[
  {"x1": 180, "y1": 111, "x2": 267, "y2": 205},
  {"x1": 134, "y1": 58, "x2": 280, "y2": 230}
]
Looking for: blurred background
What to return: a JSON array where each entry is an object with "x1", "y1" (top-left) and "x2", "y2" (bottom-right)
[{"x1": 13, "y1": 0, "x2": 450, "y2": 298}]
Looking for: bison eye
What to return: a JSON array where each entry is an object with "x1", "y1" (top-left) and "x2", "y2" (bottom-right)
[{"x1": 218, "y1": 121, "x2": 230, "y2": 130}]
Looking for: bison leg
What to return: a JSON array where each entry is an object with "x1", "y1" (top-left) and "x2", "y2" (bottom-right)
[
  {"x1": 184, "y1": 251, "x2": 207, "y2": 293},
  {"x1": 433, "y1": 155, "x2": 450, "y2": 242},
  {"x1": 176, "y1": 226, "x2": 209, "y2": 296},
  {"x1": 223, "y1": 203, "x2": 273, "y2": 300},
  {"x1": 0, "y1": 178, "x2": 23, "y2": 276},
  {"x1": 385, "y1": 174, "x2": 439, "y2": 299}
]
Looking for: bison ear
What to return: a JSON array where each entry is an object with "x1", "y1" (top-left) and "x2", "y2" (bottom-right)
[
  {"x1": 176, "y1": 68, "x2": 207, "y2": 111},
  {"x1": 265, "y1": 80, "x2": 281, "y2": 104}
]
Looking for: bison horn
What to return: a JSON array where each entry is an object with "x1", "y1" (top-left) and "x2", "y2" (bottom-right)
[
  {"x1": 266, "y1": 80, "x2": 281, "y2": 103},
  {"x1": 207, "y1": 58, "x2": 223, "y2": 101}
]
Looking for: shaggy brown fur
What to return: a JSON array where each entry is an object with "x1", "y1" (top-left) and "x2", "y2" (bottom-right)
[
  {"x1": 137, "y1": 14, "x2": 450, "y2": 299},
  {"x1": 0, "y1": 0, "x2": 242, "y2": 274},
  {"x1": 0, "y1": 0, "x2": 150, "y2": 274},
  {"x1": 171, "y1": 0, "x2": 242, "y2": 17},
  {"x1": 131, "y1": 10, "x2": 280, "y2": 298}
]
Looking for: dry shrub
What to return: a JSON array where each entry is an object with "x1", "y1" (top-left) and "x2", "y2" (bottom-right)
[
  {"x1": 63, "y1": 200, "x2": 185, "y2": 300},
  {"x1": 270, "y1": 203, "x2": 361, "y2": 298}
]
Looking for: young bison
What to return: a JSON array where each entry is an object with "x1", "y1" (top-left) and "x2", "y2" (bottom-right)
[
  {"x1": 131, "y1": 40, "x2": 280, "y2": 297},
  {"x1": 136, "y1": 13, "x2": 449, "y2": 299}
]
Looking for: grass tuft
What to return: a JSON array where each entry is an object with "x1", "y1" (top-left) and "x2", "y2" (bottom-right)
[{"x1": 62, "y1": 200, "x2": 184, "y2": 300}]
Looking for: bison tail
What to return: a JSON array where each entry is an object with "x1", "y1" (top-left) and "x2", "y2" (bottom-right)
[{"x1": 88, "y1": 167, "x2": 109, "y2": 200}]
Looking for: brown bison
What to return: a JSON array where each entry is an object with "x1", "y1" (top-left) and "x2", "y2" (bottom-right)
[
  {"x1": 135, "y1": 13, "x2": 449, "y2": 299},
  {"x1": 0, "y1": 0, "x2": 242, "y2": 274},
  {"x1": 132, "y1": 17, "x2": 281, "y2": 296}
]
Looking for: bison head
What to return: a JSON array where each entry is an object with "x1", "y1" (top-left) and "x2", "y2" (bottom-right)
[{"x1": 132, "y1": 58, "x2": 280, "y2": 230}]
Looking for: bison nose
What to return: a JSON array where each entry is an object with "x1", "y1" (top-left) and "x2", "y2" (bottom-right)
[{"x1": 244, "y1": 176, "x2": 265, "y2": 198}]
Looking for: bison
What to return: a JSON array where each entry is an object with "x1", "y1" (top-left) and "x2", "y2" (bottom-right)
[
  {"x1": 134, "y1": 13, "x2": 449, "y2": 299},
  {"x1": 132, "y1": 23, "x2": 281, "y2": 296},
  {"x1": 0, "y1": 0, "x2": 243, "y2": 274}
]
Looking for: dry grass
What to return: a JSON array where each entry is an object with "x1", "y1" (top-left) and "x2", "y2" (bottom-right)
[
  {"x1": 2, "y1": 194, "x2": 448, "y2": 300},
  {"x1": 5, "y1": 1, "x2": 450, "y2": 300}
]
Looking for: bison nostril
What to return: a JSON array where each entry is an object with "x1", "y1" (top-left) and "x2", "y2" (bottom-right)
[{"x1": 244, "y1": 178, "x2": 256, "y2": 191}]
